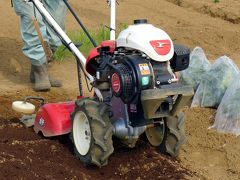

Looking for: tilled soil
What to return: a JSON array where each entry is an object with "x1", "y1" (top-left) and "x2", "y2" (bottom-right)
[
  {"x1": 0, "y1": 125, "x2": 191, "y2": 179},
  {"x1": 0, "y1": 94, "x2": 193, "y2": 180}
]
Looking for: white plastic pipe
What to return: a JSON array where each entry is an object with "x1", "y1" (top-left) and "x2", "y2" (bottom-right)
[
  {"x1": 32, "y1": 0, "x2": 103, "y2": 100},
  {"x1": 110, "y1": 0, "x2": 116, "y2": 40}
]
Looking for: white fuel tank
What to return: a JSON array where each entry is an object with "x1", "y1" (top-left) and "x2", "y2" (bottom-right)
[{"x1": 117, "y1": 21, "x2": 174, "y2": 62}]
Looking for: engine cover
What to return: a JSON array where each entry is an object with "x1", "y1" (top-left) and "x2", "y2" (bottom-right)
[
  {"x1": 117, "y1": 22, "x2": 174, "y2": 62},
  {"x1": 110, "y1": 55, "x2": 153, "y2": 103}
]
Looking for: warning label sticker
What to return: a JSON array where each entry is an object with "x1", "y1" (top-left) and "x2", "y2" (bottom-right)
[{"x1": 139, "y1": 63, "x2": 150, "y2": 75}]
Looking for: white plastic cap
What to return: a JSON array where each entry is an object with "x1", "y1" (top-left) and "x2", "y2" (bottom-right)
[{"x1": 12, "y1": 101, "x2": 36, "y2": 114}]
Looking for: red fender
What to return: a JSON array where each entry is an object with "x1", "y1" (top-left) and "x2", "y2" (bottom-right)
[{"x1": 34, "y1": 102, "x2": 75, "y2": 137}]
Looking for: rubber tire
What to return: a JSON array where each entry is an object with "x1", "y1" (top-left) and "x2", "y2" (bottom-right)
[
  {"x1": 70, "y1": 98, "x2": 114, "y2": 167},
  {"x1": 159, "y1": 112, "x2": 186, "y2": 156}
]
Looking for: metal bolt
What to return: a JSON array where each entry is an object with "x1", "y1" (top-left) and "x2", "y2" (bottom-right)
[{"x1": 85, "y1": 130, "x2": 90, "y2": 136}]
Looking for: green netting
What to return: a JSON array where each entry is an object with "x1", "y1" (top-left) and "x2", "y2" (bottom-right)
[
  {"x1": 192, "y1": 56, "x2": 239, "y2": 108},
  {"x1": 180, "y1": 47, "x2": 211, "y2": 91}
]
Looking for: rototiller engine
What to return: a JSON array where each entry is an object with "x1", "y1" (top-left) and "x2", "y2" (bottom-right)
[{"x1": 12, "y1": 0, "x2": 193, "y2": 167}]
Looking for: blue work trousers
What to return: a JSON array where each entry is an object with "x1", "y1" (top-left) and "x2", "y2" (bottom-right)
[{"x1": 13, "y1": 0, "x2": 67, "y2": 65}]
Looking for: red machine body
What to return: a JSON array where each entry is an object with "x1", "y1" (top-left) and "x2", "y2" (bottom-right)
[
  {"x1": 86, "y1": 40, "x2": 116, "y2": 74},
  {"x1": 33, "y1": 41, "x2": 116, "y2": 138},
  {"x1": 34, "y1": 101, "x2": 75, "y2": 137}
]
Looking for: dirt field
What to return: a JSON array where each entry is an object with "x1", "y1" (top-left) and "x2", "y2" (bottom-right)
[{"x1": 0, "y1": 0, "x2": 240, "y2": 179}]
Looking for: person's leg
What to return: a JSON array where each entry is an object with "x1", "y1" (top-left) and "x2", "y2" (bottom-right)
[
  {"x1": 43, "y1": 0, "x2": 68, "y2": 51},
  {"x1": 13, "y1": 0, "x2": 48, "y2": 66},
  {"x1": 20, "y1": 13, "x2": 51, "y2": 91},
  {"x1": 12, "y1": 0, "x2": 61, "y2": 90}
]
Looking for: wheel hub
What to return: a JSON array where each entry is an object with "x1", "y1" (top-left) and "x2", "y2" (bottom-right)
[{"x1": 73, "y1": 111, "x2": 91, "y2": 156}]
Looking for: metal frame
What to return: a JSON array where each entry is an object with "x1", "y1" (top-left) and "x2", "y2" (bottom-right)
[{"x1": 109, "y1": 0, "x2": 116, "y2": 40}]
